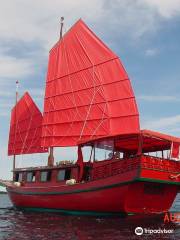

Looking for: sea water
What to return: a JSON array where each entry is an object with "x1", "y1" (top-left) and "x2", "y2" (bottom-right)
[{"x1": 0, "y1": 193, "x2": 179, "y2": 240}]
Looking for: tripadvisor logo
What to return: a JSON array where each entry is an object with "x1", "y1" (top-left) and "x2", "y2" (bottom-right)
[
  {"x1": 135, "y1": 227, "x2": 143, "y2": 235},
  {"x1": 135, "y1": 226, "x2": 174, "y2": 235}
]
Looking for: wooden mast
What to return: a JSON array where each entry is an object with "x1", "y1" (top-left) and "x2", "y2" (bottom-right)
[
  {"x1": 13, "y1": 80, "x2": 19, "y2": 173},
  {"x1": 48, "y1": 17, "x2": 64, "y2": 167},
  {"x1": 137, "y1": 132, "x2": 143, "y2": 155}
]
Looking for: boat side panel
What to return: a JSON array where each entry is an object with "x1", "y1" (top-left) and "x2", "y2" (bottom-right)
[
  {"x1": 140, "y1": 168, "x2": 180, "y2": 184},
  {"x1": 7, "y1": 169, "x2": 139, "y2": 213},
  {"x1": 7, "y1": 184, "x2": 129, "y2": 212},
  {"x1": 125, "y1": 182, "x2": 178, "y2": 213},
  {"x1": 10, "y1": 169, "x2": 138, "y2": 193}
]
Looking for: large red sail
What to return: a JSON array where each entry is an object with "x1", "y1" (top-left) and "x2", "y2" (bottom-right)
[
  {"x1": 8, "y1": 92, "x2": 48, "y2": 155},
  {"x1": 42, "y1": 19, "x2": 140, "y2": 147}
]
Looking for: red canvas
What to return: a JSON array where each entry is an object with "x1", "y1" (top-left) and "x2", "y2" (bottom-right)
[
  {"x1": 42, "y1": 19, "x2": 139, "y2": 147},
  {"x1": 8, "y1": 92, "x2": 48, "y2": 155}
]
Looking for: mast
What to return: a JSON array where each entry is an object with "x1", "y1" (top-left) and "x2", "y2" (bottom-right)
[
  {"x1": 13, "y1": 80, "x2": 19, "y2": 172},
  {"x1": 137, "y1": 132, "x2": 143, "y2": 155},
  {"x1": 47, "y1": 17, "x2": 64, "y2": 167}
]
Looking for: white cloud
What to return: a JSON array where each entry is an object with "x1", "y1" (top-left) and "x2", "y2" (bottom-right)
[
  {"x1": 142, "y1": 115, "x2": 180, "y2": 135},
  {"x1": 0, "y1": 0, "x2": 179, "y2": 50},
  {"x1": 28, "y1": 88, "x2": 44, "y2": 98},
  {"x1": 140, "y1": 95, "x2": 180, "y2": 135},
  {"x1": 0, "y1": 0, "x2": 179, "y2": 83},
  {"x1": 0, "y1": 112, "x2": 10, "y2": 117},
  {"x1": 0, "y1": 91, "x2": 12, "y2": 98},
  {"x1": 145, "y1": 48, "x2": 159, "y2": 57},
  {"x1": 0, "y1": 103, "x2": 12, "y2": 117},
  {"x1": 0, "y1": 54, "x2": 33, "y2": 78},
  {"x1": 144, "y1": 0, "x2": 180, "y2": 18},
  {"x1": 138, "y1": 95, "x2": 180, "y2": 102},
  {"x1": 0, "y1": 0, "x2": 104, "y2": 49}
]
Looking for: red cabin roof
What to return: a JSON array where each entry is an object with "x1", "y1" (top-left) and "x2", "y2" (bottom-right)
[
  {"x1": 141, "y1": 129, "x2": 180, "y2": 143},
  {"x1": 80, "y1": 129, "x2": 180, "y2": 153}
]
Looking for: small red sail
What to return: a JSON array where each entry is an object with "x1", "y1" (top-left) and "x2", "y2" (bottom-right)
[
  {"x1": 8, "y1": 92, "x2": 48, "y2": 155},
  {"x1": 42, "y1": 19, "x2": 140, "y2": 147}
]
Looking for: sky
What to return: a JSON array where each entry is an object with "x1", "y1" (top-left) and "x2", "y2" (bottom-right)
[{"x1": 0, "y1": 0, "x2": 180, "y2": 179}]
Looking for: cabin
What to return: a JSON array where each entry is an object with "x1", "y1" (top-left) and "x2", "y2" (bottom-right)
[
  {"x1": 13, "y1": 129, "x2": 180, "y2": 187},
  {"x1": 14, "y1": 164, "x2": 78, "y2": 186}
]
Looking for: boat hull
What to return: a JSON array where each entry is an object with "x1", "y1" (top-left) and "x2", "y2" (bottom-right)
[{"x1": 6, "y1": 179, "x2": 179, "y2": 215}]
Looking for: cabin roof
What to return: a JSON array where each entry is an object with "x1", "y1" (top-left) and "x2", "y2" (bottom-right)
[
  {"x1": 79, "y1": 129, "x2": 180, "y2": 153},
  {"x1": 79, "y1": 129, "x2": 180, "y2": 145},
  {"x1": 141, "y1": 129, "x2": 180, "y2": 143}
]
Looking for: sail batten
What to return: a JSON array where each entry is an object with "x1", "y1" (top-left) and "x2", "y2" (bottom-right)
[
  {"x1": 8, "y1": 92, "x2": 48, "y2": 155},
  {"x1": 42, "y1": 19, "x2": 140, "y2": 147},
  {"x1": 47, "y1": 57, "x2": 119, "y2": 84}
]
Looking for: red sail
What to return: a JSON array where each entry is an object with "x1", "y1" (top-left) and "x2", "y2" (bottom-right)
[
  {"x1": 42, "y1": 19, "x2": 140, "y2": 147},
  {"x1": 8, "y1": 92, "x2": 48, "y2": 155}
]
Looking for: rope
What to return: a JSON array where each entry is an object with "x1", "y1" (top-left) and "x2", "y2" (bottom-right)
[{"x1": 169, "y1": 173, "x2": 180, "y2": 179}]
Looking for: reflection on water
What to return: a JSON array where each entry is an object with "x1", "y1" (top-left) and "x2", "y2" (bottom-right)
[{"x1": 0, "y1": 194, "x2": 179, "y2": 240}]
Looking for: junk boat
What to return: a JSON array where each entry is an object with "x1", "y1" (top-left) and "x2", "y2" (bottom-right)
[{"x1": 2, "y1": 18, "x2": 180, "y2": 215}]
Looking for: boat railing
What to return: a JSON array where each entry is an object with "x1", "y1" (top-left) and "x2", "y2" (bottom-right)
[
  {"x1": 91, "y1": 154, "x2": 180, "y2": 180},
  {"x1": 92, "y1": 157, "x2": 140, "y2": 180},
  {"x1": 141, "y1": 155, "x2": 180, "y2": 173}
]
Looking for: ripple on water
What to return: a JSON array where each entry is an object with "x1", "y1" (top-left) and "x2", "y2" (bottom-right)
[{"x1": 0, "y1": 193, "x2": 179, "y2": 240}]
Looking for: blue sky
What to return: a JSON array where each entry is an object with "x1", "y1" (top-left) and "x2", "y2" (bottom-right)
[{"x1": 0, "y1": 0, "x2": 180, "y2": 179}]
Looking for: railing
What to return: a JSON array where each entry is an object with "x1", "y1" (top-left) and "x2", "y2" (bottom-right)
[
  {"x1": 141, "y1": 155, "x2": 180, "y2": 173},
  {"x1": 91, "y1": 155, "x2": 180, "y2": 180},
  {"x1": 92, "y1": 157, "x2": 140, "y2": 180}
]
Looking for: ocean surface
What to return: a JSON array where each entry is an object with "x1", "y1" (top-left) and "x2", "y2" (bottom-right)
[{"x1": 0, "y1": 193, "x2": 179, "y2": 240}]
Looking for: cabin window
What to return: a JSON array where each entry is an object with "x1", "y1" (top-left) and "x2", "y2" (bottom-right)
[
  {"x1": 26, "y1": 172, "x2": 35, "y2": 182},
  {"x1": 57, "y1": 169, "x2": 71, "y2": 181},
  {"x1": 94, "y1": 140, "x2": 114, "y2": 161},
  {"x1": 15, "y1": 172, "x2": 23, "y2": 182},
  {"x1": 57, "y1": 170, "x2": 65, "y2": 181},
  {"x1": 145, "y1": 151, "x2": 160, "y2": 158},
  {"x1": 82, "y1": 146, "x2": 94, "y2": 162},
  {"x1": 40, "y1": 171, "x2": 51, "y2": 182}
]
